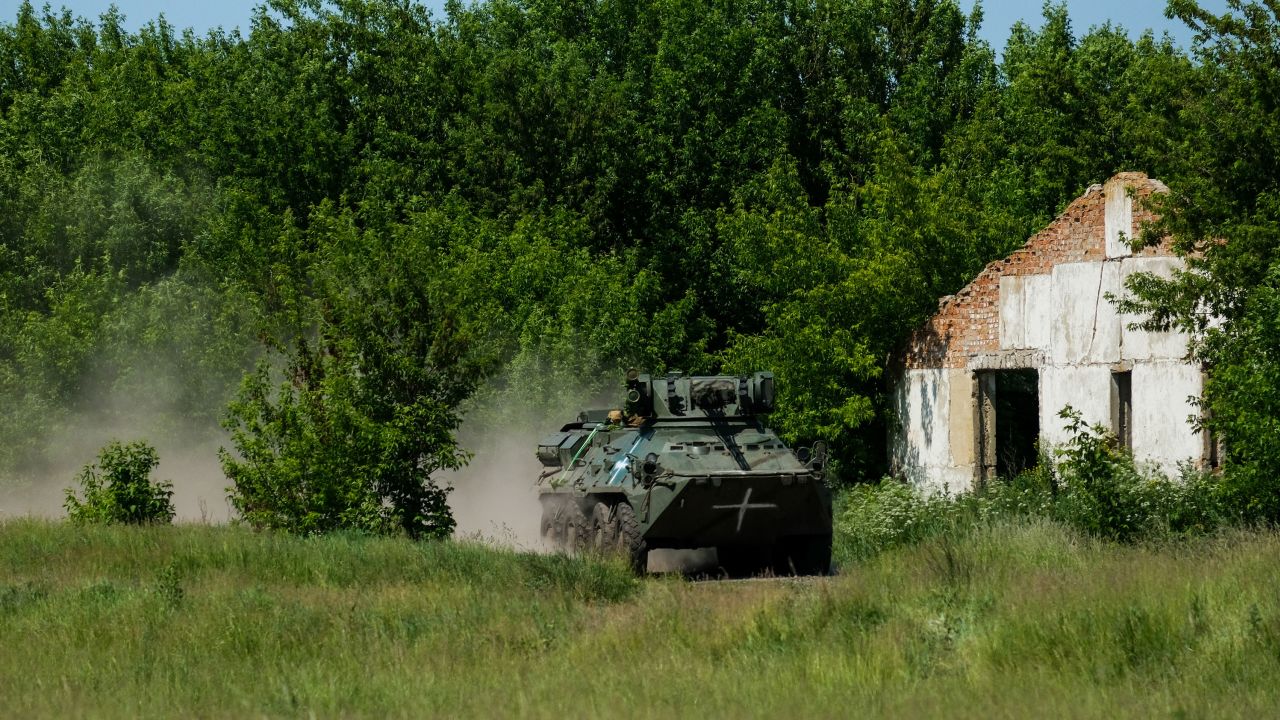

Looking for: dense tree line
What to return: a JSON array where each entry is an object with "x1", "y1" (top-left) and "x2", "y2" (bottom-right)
[
  {"x1": 1123, "y1": 0, "x2": 1280, "y2": 525},
  {"x1": 0, "y1": 0, "x2": 1272, "y2": 535}
]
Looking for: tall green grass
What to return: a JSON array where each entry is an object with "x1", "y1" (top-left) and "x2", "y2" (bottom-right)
[{"x1": 3, "y1": 519, "x2": 1280, "y2": 717}]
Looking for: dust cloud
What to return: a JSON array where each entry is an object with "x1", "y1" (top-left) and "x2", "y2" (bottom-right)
[
  {"x1": 0, "y1": 352, "x2": 236, "y2": 523},
  {"x1": 446, "y1": 428, "x2": 724, "y2": 573},
  {"x1": 446, "y1": 424, "x2": 547, "y2": 549},
  {"x1": 0, "y1": 406, "x2": 233, "y2": 523},
  {"x1": 446, "y1": 377, "x2": 620, "y2": 550},
  {"x1": 445, "y1": 379, "x2": 727, "y2": 576}
]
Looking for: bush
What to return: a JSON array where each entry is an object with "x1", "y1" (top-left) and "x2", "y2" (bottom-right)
[
  {"x1": 1050, "y1": 408, "x2": 1226, "y2": 541},
  {"x1": 967, "y1": 458, "x2": 1057, "y2": 522},
  {"x1": 220, "y1": 208, "x2": 490, "y2": 540},
  {"x1": 220, "y1": 354, "x2": 460, "y2": 540},
  {"x1": 63, "y1": 441, "x2": 174, "y2": 525},
  {"x1": 834, "y1": 408, "x2": 1229, "y2": 563},
  {"x1": 834, "y1": 481, "x2": 961, "y2": 562},
  {"x1": 1049, "y1": 407, "x2": 1163, "y2": 542},
  {"x1": 1158, "y1": 463, "x2": 1229, "y2": 537}
]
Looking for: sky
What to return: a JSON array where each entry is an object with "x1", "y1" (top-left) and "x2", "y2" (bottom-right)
[{"x1": 1, "y1": 0, "x2": 1233, "y2": 52}]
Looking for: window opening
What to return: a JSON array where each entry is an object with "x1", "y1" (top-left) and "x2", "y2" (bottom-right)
[
  {"x1": 1111, "y1": 371, "x2": 1132, "y2": 451},
  {"x1": 1201, "y1": 368, "x2": 1223, "y2": 469}
]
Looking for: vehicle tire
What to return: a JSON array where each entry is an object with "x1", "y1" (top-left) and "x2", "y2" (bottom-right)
[
  {"x1": 562, "y1": 502, "x2": 589, "y2": 556},
  {"x1": 614, "y1": 502, "x2": 647, "y2": 573},
  {"x1": 589, "y1": 502, "x2": 617, "y2": 554},
  {"x1": 539, "y1": 504, "x2": 560, "y2": 550},
  {"x1": 773, "y1": 534, "x2": 833, "y2": 576}
]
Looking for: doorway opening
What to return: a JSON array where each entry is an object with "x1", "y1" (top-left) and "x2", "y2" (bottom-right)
[{"x1": 977, "y1": 369, "x2": 1041, "y2": 484}]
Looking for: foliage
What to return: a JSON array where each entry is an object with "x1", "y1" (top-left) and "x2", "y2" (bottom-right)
[
  {"x1": 834, "y1": 480, "x2": 961, "y2": 561},
  {"x1": 63, "y1": 441, "x2": 174, "y2": 525},
  {"x1": 0, "y1": 0, "x2": 1255, "y2": 532},
  {"x1": 220, "y1": 208, "x2": 488, "y2": 538},
  {"x1": 1207, "y1": 265, "x2": 1280, "y2": 522},
  {"x1": 1041, "y1": 408, "x2": 1223, "y2": 542},
  {"x1": 837, "y1": 408, "x2": 1229, "y2": 561},
  {"x1": 1116, "y1": 1, "x2": 1280, "y2": 524},
  {"x1": 1049, "y1": 406, "x2": 1167, "y2": 542}
]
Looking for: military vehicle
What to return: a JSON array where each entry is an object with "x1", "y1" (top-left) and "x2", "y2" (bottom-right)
[{"x1": 536, "y1": 370, "x2": 832, "y2": 576}]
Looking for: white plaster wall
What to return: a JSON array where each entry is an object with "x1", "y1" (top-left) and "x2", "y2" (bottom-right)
[
  {"x1": 1091, "y1": 262, "x2": 1125, "y2": 364},
  {"x1": 1039, "y1": 365, "x2": 1113, "y2": 449},
  {"x1": 1120, "y1": 256, "x2": 1189, "y2": 361},
  {"x1": 1105, "y1": 179, "x2": 1134, "y2": 259},
  {"x1": 891, "y1": 369, "x2": 950, "y2": 468},
  {"x1": 999, "y1": 275, "x2": 1028, "y2": 350},
  {"x1": 1131, "y1": 362, "x2": 1203, "y2": 474},
  {"x1": 1025, "y1": 274, "x2": 1053, "y2": 350},
  {"x1": 1051, "y1": 263, "x2": 1108, "y2": 364},
  {"x1": 1048, "y1": 262, "x2": 1125, "y2": 365},
  {"x1": 926, "y1": 467, "x2": 975, "y2": 495},
  {"x1": 891, "y1": 369, "x2": 976, "y2": 494},
  {"x1": 999, "y1": 274, "x2": 1052, "y2": 351}
]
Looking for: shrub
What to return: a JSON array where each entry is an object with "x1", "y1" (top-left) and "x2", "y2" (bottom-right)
[
  {"x1": 1154, "y1": 463, "x2": 1228, "y2": 537},
  {"x1": 965, "y1": 458, "x2": 1057, "y2": 522},
  {"x1": 834, "y1": 481, "x2": 961, "y2": 562},
  {"x1": 833, "y1": 410, "x2": 1230, "y2": 563},
  {"x1": 220, "y1": 354, "x2": 460, "y2": 540},
  {"x1": 1050, "y1": 407, "x2": 1226, "y2": 541},
  {"x1": 1049, "y1": 407, "x2": 1162, "y2": 542},
  {"x1": 220, "y1": 209, "x2": 490, "y2": 540},
  {"x1": 64, "y1": 441, "x2": 174, "y2": 525}
]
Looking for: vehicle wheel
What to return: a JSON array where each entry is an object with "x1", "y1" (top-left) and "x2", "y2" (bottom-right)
[
  {"x1": 773, "y1": 534, "x2": 833, "y2": 576},
  {"x1": 539, "y1": 505, "x2": 561, "y2": 550},
  {"x1": 589, "y1": 502, "x2": 617, "y2": 554},
  {"x1": 613, "y1": 502, "x2": 647, "y2": 573},
  {"x1": 717, "y1": 545, "x2": 770, "y2": 578},
  {"x1": 562, "y1": 502, "x2": 589, "y2": 556}
]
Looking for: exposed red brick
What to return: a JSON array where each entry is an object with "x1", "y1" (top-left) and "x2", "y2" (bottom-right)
[{"x1": 902, "y1": 173, "x2": 1174, "y2": 370}]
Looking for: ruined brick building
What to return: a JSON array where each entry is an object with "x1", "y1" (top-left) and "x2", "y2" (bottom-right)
[{"x1": 890, "y1": 172, "x2": 1210, "y2": 492}]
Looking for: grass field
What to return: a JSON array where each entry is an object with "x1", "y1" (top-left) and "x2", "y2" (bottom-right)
[{"x1": 3, "y1": 519, "x2": 1280, "y2": 718}]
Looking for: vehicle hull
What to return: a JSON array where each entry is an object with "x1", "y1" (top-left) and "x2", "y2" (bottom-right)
[{"x1": 536, "y1": 372, "x2": 833, "y2": 575}]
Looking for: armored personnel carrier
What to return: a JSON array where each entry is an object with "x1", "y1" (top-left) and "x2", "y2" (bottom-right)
[{"x1": 536, "y1": 370, "x2": 832, "y2": 576}]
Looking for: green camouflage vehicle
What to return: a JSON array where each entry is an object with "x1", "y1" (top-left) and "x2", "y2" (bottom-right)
[{"x1": 536, "y1": 370, "x2": 832, "y2": 576}]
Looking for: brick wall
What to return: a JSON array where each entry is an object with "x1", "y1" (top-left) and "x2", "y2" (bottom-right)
[{"x1": 903, "y1": 172, "x2": 1172, "y2": 370}]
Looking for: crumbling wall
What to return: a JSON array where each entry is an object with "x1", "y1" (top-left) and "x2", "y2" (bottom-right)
[
  {"x1": 891, "y1": 173, "x2": 1203, "y2": 491},
  {"x1": 888, "y1": 367, "x2": 974, "y2": 494}
]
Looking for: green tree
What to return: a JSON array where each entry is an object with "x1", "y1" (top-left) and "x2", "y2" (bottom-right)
[
  {"x1": 0, "y1": 0, "x2": 1215, "y2": 499},
  {"x1": 1121, "y1": 1, "x2": 1280, "y2": 522},
  {"x1": 220, "y1": 206, "x2": 488, "y2": 538}
]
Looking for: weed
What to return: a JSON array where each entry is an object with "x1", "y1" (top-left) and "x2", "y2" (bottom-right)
[
  {"x1": 924, "y1": 536, "x2": 972, "y2": 589},
  {"x1": 833, "y1": 481, "x2": 959, "y2": 562},
  {"x1": 0, "y1": 582, "x2": 47, "y2": 616},
  {"x1": 154, "y1": 563, "x2": 184, "y2": 610}
]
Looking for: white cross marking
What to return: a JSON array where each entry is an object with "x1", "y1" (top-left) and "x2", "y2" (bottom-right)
[{"x1": 711, "y1": 487, "x2": 778, "y2": 533}]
